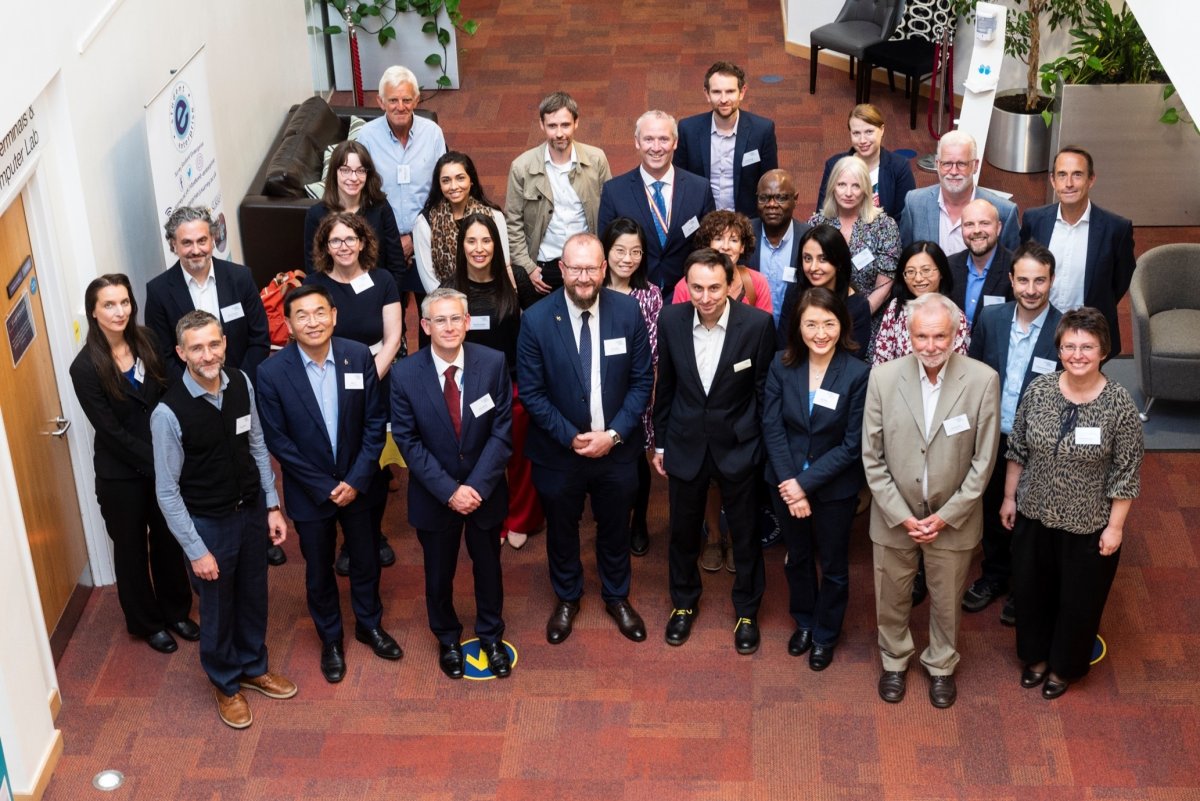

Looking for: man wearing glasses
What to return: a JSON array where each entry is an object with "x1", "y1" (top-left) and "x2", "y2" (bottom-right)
[
  {"x1": 517, "y1": 233, "x2": 654, "y2": 645},
  {"x1": 898, "y1": 130, "x2": 1019, "y2": 257},
  {"x1": 747, "y1": 169, "x2": 812, "y2": 328}
]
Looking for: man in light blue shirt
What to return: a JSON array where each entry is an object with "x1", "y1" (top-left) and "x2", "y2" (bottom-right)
[
  {"x1": 948, "y1": 199, "x2": 1013, "y2": 331},
  {"x1": 747, "y1": 169, "x2": 811, "y2": 327}
]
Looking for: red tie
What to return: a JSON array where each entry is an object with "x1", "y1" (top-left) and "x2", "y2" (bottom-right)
[{"x1": 444, "y1": 365, "x2": 461, "y2": 438}]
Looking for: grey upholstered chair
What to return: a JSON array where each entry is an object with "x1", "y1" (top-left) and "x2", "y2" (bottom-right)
[
  {"x1": 1129, "y1": 243, "x2": 1200, "y2": 421},
  {"x1": 809, "y1": 0, "x2": 908, "y2": 102}
]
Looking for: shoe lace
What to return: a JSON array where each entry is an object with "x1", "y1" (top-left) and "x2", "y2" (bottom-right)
[
  {"x1": 670, "y1": 608, "x2": 694, "y2": 617},
  {"x1": 734, "y1": 617, "x2": 754, "y2": 630}
]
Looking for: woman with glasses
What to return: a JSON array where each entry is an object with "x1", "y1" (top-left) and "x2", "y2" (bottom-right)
[
  {"x1": 872, "y1": 241, "x2": 969, "y2": 365},
  {"x1": 307, "y1": 211, "x2": 404, "y2": 569},
  {"x1": 446, "y1": 212, "x2": 543, "y2": 549},
  {"x1": 1001, "y1": 307, "x2": 1143, "y2": 700},
  {"x1": 816, "y1": 104, "x2": 916, "y2": 221},
  {"x1": 763, "y1": 287, "x2": 869, "y2": 671},
  {"x1": 602, "y1": 218, "x2": 662, "y2": 558}
]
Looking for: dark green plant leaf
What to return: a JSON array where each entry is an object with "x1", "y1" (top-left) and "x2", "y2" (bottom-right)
[
  {"x1": 380, "y1": 25, "x2": 396, "y2": 43},
  {"x1": 422, "y1": 20, "x2": 437, "y2": 33},
  {"x1": 463, "y1": 19, "x2": 478, "y2": 35},
  {"x1": 1163, "y1": 84, "x2": 1176, "y2": 100},
  {"x1": 426, "y1": 53, "x2": 442, "y2": 67},
  {"x1": 322, "y1": 25, "x2": 344, "y2": 34},
  {"x1": 437, "y1": 75, "x2": 452, "y2": 88},
  {"x1": 437, "y1": 28, "x2": 451, "y2": 46},
  {"x1": 1160, "y1": 108, "x2": 1180, "y2": 124}
]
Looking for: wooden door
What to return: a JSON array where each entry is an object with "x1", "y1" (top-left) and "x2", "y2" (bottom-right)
[{"x1": 0, "y1": 194, "x2": 88, "y2": 633}]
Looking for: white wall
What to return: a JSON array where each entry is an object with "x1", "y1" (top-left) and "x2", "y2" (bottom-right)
[{"x1": 1126, "y1": 0, "x2": 1199, "y2": 122}]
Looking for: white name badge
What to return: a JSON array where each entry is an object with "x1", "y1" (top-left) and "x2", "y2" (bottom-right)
[
  {"x1": 133, "y1": 358, "x2": 145, "y2": 383},
  {"x1": 851, "y1": 249, "x2": 875, "y2": 270},
  {"x1": 681, "y1": 216, "x2": 700, "y2": 238},
  {"x1": 344, "y1": 372, "x2": 364, "y2": 390},
  {"x1": 983, "y1": 294, "x2": 1005, "y2": 307},
  {"x1": 1075, "y1": 426, "x2": 1102, "y2": 445},
  {"x1": 603, "y1": 337, "x2": 626, "y2": 356},
  {"x1": 813, "y1": 388, "x2": 840, "y2": 410},
  {"x1": 470, "y1": 315, "x2": 491, "y2": 331},
  {"x1": 1032, "y1": 356, "x2": 1057, "y2": 375},
  {"x1": 470, "y1": 393, "x2": 495, "y2": 417},
  {"x1": 350, "y1": 272, "x2": 375, "y2": 294},
  {"x1": 235, "y1": 414, "x2": 252, "y2": 435},
  {"x1": 782, "y1": 267, "x2": 797, "y2": 283},
  {"x1": 734, "y1": 358, "x2": 752, "y2": 373},
  {"x1": 369, "y1": 340, "x2": 382, "y2": 356},
  {"x1": 943, "y1": 414, "x2": 971, "y2": 436},
  {"x1": 742, "y1": 149, "x2": 761, "y2": 167},
  {"x1": 220, "y1": 302, "x2": 245, "y2": 322},
  {"x1": 396, "y1": 164, "x2": 411, "y2": 185}
]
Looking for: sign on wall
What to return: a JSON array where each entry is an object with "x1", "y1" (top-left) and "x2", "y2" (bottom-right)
[{"x1": 144, "y1": 46, "x2": 229, "y2": 268}]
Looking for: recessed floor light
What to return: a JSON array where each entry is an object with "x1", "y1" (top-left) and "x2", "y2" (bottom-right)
[{"x1": 92, "y1": 770, "x2": 125, "y2": 791}]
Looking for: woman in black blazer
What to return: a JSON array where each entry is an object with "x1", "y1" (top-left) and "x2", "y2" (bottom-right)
[
  {"x1": 69, "y1": 274, "x2": 196, "y2": 654},
  {"x1": 763, "y1": 287, "x2": 870, "y2": 671},
  {"x1": 815, "y1": 104, "x2": 916, "y2": 222}
]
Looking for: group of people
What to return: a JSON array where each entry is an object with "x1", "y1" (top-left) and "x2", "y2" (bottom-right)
[{"x1": 69, "y1": 59, "x2": 1143, "y2": 730}]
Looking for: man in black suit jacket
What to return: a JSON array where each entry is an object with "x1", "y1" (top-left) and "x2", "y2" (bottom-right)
[
  {"x1": 652, "y1": 248, "x2": 777, "y2": 654},
  {"x1": 947, "y1": 199, "x2": 1014, "y2": 331},
  {"x1": 145, "y1": 206, "x2": 270, "y2": 387},
  {"x1": 747, "y1": 169, "x2": 813, "y2": 328},
  {"x1": 597, "y1": 110, "x2": 716, "y2": 293},
  {"x1": 1019, "y1": 146, "x2": 1136, "y2": 356},
  {"x1": 963, "y1": 242, "x2": 1063, "y2": 623},
  {"x1": 673, "y1": 61, "x2": 779, "y2": 219}
]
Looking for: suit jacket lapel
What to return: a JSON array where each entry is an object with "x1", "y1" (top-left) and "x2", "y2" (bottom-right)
[
  {"x1": 929, "y1": 356, "x2": 969, "y2": 440},
  {"x1": 1084, "y1": 212, "x2": 1103, "y2": 301},
  {"x1": 809, "y1": 351, "x2": 844, "y2": 429},
  {"x1": 897, "y1": 361, "x2": 925, "y2": 437},
  {"x1": 552, "y1": 293, "x2": 588, "y2": 394},
  {"x1": 166, "y1": 264, "x2": 194, "y2": 316},
  {"x1": 711, "y1": 301, "x2": 744, "y2": 387},
  {"x1": 460, "y1": 346, "x2": 479, "y2": 442},
  {"x1": 732, "y1": 116, "x2": 750, "y2": 188},
  {"x1": 419, "y1": 348, "x2": 460, "y2": 441}
]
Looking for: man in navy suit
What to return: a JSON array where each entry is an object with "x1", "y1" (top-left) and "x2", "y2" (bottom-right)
[
  {"x1": 653, "y1": 249, "x2": 777, "y2": 654},
  {"x1": 963, "y1": 242, "x2": 1062, "y2": 624},
  {"x1": 673, "y1": 61, "x2": 779, "y2": 219},
  {"x1": 255, "y1": 285, "x2": 399, "y2": 684},
  {"x1": 597, "y1": 111, "x2": 716, "y2": 293},
  {"x1": 947, "y1": 199, "x2": 1014, "y2": 331},
  {"x1": 1019, "y1": 146, "x2": 1136, "y2": 357},
  {"x1": 747, "y1": 169, "x2": 813, "y2": 327},
  {"x1": 517, "y1": 233, "x2": 654, "y2": 645},
  {"x1": 391, "y1": 288, "x2": 514, "y2": 679}
]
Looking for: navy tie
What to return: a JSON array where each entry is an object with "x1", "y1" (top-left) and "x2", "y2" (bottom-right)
[
  {"x1": 579, "y1": 310, "x2": 592, "y2": 415},
  {"x1": 650, "y1": 180, "x2": 668, "y2": 247}
]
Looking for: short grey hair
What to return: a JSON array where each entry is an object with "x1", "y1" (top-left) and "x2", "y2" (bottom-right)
[
  {"x1": 905, "y1": 292, "x2": 961, "y2": 333},
  {"x1": 175, "y1": 309, "x2": 221, "y2": 346},
  {"x1": 379, "y1": 65, "x2": 419, "y2": 97},
  {"x1": 164, "y1": 206, "x2": 214, "y2": 244},
  {"x1": 420, "y1": 287, "x2": 468, "y2": 319},
  {"x1": 634, "y1": 110, "x2": 678, "y2": 140},
  {"x1": 936, "y1": 129, "x2": 978, "y2": 162}
]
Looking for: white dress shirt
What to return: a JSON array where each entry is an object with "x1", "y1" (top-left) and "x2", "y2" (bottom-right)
[
  {"x1": 186, "y1": 265, "x2": 219, "y2": 318},
  {"x1": 537, "y1": 145, "x2": 587, "y2": 262},
  {"x1": 431, "y1": 346, "x2": 466, "y2": 417},
  {"x1": 692, "y1": 299, "x2": 731, "y2": 395},
  {"x1": 919, "y1": 360, "x2": 947, "y2": 503},
  {"x1": 566, "y1": 297, "x2": 604, "y2": 432},
  {"x1": 1048, "y1": 201, "x2": 1092, "y2": 312}
]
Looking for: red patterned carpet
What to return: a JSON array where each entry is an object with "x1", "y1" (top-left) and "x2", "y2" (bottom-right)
[{"x1": 44, "y1": 1, "x2": 1200, "y2": 799}]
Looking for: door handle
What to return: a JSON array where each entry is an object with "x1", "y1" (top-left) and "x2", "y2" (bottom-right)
[{"x1": 47, "y1": 416, "x2": 71, "y2": 437}]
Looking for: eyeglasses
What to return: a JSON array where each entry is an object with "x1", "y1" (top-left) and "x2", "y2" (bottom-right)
[
  {"x1": 756, "y1": 193, "x2": 794, "y2": 205},
  {"x1": 938, "y1": 160, "x2": 975, "y2": 172},
  {"x1": 610, "y1": 246, "x2": 644, "y2": 261},
  {"x1": 293, "y1": 309, "x2": 331, "y2": 324},
  {"x1": 328, "y1": 236, "x2": 360, "y2": 249},
  {"x1": 425, "y1": 315, "x2": 466, "y2": 328},
  {"x1": 337, "y1": 166, "x2": 368, "y2": 178},
  {"x1": 903, "y1": 267, "x2": 938, "y2": 280},
  {"x1": 1059, "y1": 343, "x2": 1099, "y2": 355},
  {"x1": 801, "y1": 321, "x2": 840, "y2": 335},
  {"x1": 562, "y1": 265, "x2": 602, "y2": 277}
]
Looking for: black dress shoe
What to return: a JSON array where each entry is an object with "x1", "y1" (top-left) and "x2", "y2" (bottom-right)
[
  {"x1": 999, "y1": 595, "x2": 1017, "y2": 627},
  {"x1": 145, "y1": 630, "x2": 178, "y2": 654},
  {"x1": 1042, "y1": 675, "x2": 1069, "y2": 700},
  {"x1": 334, "y1": 548, "x2": 351, "y2": 577},
  {"x1": 321, "y1": 641, "x2": 346, "y2": 683},
  {"x1": 546, "y1": 601, "x2": 580, "y2": 644},
  {"x1": 168, "y1": 618, "x2": 201, "y2": 642},
  {"x1": 809, "y1": 643, "x2": 834, "y2": 671},
  {"x1": 664, "y1": 608, "x2": 696, "y2": 646},
  {"x1": 1021, "y1": 665, "x2": 1048, "y2": 689},
  {"x1": 929, "y1": 674, "x2": 957, "y2": 708},
  {"x1": 267, "y1": 544, "x2": 287, "y2": 566},
  {"x1": 734, "y1": 617, "x2": 760, "y2": 655},
  {"x1": 483, "y1": 640, "x2": 511, "y2": 678},
  {"x1": 606, "y1": 600, "x2": 647, "y2": 642},
  {"x1": 378, "y1": 535, "x2": 396, "y2": 568},
  {"x1": 961, "y1": 578, "x2": 1005, "y2": 612},
  {"x1": 438, "y1": 642, "x2": 464, "y2": 679},
  {"x1": 630, "y1": 524, "x2": 649, "y2": 557},
  {"x1": 911, "y1": 566, "x2": 928, "y2": 605},
  {"x1": 355, "y1": 625, "x2": 403, "y2": 660},
  {"x1": 878, "y1": 670, "x2": 907, "y2": 703},
  {"x1": 788, "y1": 628, "x2": 812, "y2": 656}
]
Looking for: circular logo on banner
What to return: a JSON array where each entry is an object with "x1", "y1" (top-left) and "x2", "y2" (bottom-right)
[
  {"x1": 170, "y1": 81, "x2": 195, "y2": 151},
  {"x1": 459, "y1": 638, "x2": 518, "y2": 680}
]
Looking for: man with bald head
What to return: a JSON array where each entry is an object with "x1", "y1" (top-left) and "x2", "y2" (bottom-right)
[
  {"x1": 947, "y1": 199, "x2": 1013, "y2": 331},
  {"x1": 747, "y1": 169, "x2": 812, "y2": 326}
]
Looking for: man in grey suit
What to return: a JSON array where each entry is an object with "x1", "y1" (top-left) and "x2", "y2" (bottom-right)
[
  {"x1": 898, "y1": 131, "x2": 1019, "y2": 257},
  {"x1": 862, "y1": 293, "x2": 1000, "y2": 708}
]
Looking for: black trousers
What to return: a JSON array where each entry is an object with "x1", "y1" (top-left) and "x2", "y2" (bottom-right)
[
  {"x1": 417, "y1": 519, "x2": 504, "y2": 645},
  {"x1": 95, "y1": 477, "x2": 192, "y2": 636},
  {"x1": 294, "y1": 502, "x2": 382, "y2": 644},
  {"x1": 1012, "y1": 514, "x2": 1120, "y2": 681},
  {"x1": 632, "y1": 452, "x2": 651, "y2": 530},
  {"x1": 978, "y1": 433, "x2": 1012, "y2": 587},
  {"x1": 772, "y1": 492, "x2": 857, "y2": 646},
  {"x1": 668, "y1": 452, "x2": 765, "y2": 618}
]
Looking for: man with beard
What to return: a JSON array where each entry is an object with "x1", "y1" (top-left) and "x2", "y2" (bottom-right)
[
  {"x1": 947, "y1": 199, "x2": 1014, "y2": 331},
  {"x1": 747, "y1": 169, "x2": 812, "y2": 328},
  {"x1": 862, "y1": 293, "x2": 999, "y2": 708},
  {"x1": 151, "y1": 311, "x2": 297, "y2": 729},
  {"x1": 516, "y1": 233, "x2": 654, "y2": 645},
  {"x1": 962, "y1": 242, "x2": 1062, "y2": 624}
]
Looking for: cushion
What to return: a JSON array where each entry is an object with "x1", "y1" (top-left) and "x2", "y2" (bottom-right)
[
  {"x1": 263, "y1": 98, "x2": 343, "y2": 198},
  {"x1": 1149, "y1": 309, "x2": 1200, "y2": 359}
]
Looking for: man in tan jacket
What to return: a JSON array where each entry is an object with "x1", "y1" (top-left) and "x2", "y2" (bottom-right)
[
  {"x1": 505, "y1": 92, "x2": 611, "y2": 294},
  {"x1": 862, "y1": 293, "x2": 1000, "y2": 709}
]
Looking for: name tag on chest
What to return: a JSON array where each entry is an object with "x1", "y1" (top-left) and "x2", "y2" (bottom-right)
[
  {"x1": 1075, "y1": 426, "x2": 1101, "y2": 445},
  {"x1": 235, "y1": 414, "x2": 251, "y2": 435},
  {"x1": 1032, "y1": 357, "x2": 1056, "y2": 375},
  {"x1": 604, "y1": 337, "x2": 626, "y2": 356},
  {"x1": 470, "y1": 315, "x2": 491, "y2": 331},
  {"x1": 344, "y1": 372, "x2": 364, "y2": 390},
  {"x1": 681, "y1": 216, "x2": 700, "y2": 238},
  {"x1": 782, "y1": 267, "x2": 797, "y2": 283},
  {"x1": 350, "y1": 273, "x2": 374, "y2": 294},
  {"x1": 852, "y1": 249, "x2": 874, "y2": 270},
  {"x1": 942, "y1": 414, "x2": 970, "y2": 436},
  {"x1": 813, "y1": 388, "x2": 839, "y2": 410},
  {"x1": 742, "y1": 149, "x2": 761, "y2": 167},
  {"x1": 220, "y1": 302, "x2": 245, "y2": 322},
  {"x1": 470, "y1": 394, "x2": 495, "y2": 417},
  {"x1": 396, "y1": 164, "x2": 411, "y2": 185}
]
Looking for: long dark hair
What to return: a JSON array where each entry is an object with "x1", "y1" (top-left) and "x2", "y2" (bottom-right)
[
  {"x1": 452, "y1": 212, "x2": 517, "y2": 320},
  {"x1": 797, "y1": 224, "x2": 853, "y2": 300},
  {"x1": 891, "y1": 240, "x2": 953, "y2": 305},
  {"x1": 419, "y1": 151, "x2": 500, "y2": 218},
  {"x1": 782, "y1": 287, "x2": 858, "y2": 367},
  {"x1": 601, "y1": 217, "x2": 651, "y2": 291},
  {"x1": 83, "y1": 274, "x2": 166, "y2": 398},
  {"x1": 321, "y1": 140, "x2": 387, "y2": 211}
]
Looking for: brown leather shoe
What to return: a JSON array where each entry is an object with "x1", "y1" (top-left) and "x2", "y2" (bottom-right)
[
  {"x1": 238, "y1": 671, "x2": 298, "y2": 699},
  {"x1": 213, "y1": 689, "x2": 252, "y2": 729}
]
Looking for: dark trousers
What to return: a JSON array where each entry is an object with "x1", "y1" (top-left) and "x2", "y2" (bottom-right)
[
  {"x1": 294, "y1": 502, "x2": 382, "y2": 644},
  {"x1": 773, "y1": 493, "x2": 857, "y2": 646},
  {"x1": 668, "y1": 452, "x2": 765, "y2": 617},
  {"x1": 533, "y1": 457, "x2": 637, "y2": 604},
  {"x1": 978, "y1": 433, "x2": 1012, "y2": 587},
  {"x1": 632, "y1": 452, "x2": 651, "y2": 530},
  {"x1": 536, "y1": 259, "x2": 564, "y2": 291},
  {"x1": 190, "y1": 498, "x2": 270, "y2": 696},
  {"x1": 417, "y1": 519, "x2": 505, "y2": 645},
  {"x1": 1012, "y1": 514, "x2": 1120, "y2": 681}
]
